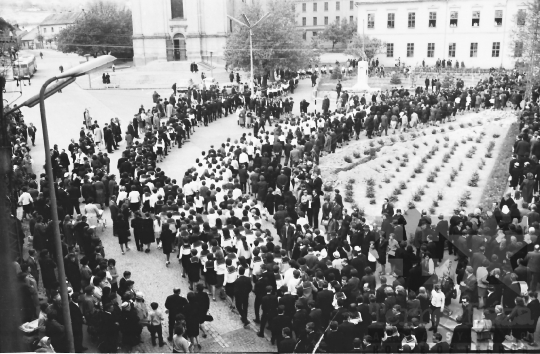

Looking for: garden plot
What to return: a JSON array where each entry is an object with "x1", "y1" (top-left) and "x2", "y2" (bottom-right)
[{"x1": 320, "y1": 110, "x2": 516, "y2": 217}]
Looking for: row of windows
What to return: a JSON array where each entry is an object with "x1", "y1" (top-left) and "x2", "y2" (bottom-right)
[
  {"x1": 302, "y1": 16, "x2": 355, "y2": 26},
  {"x1": 385, "y1": 41, "x2": 523, "y2": 58},
  {"x1": 301, "y1": 1, "x2": 354, "y2": 12},
  {"x1": 367, "y1": 9, "x2": 525, "y2": 29}
]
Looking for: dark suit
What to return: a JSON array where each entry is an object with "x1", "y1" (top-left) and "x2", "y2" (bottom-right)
[
  {"x1": 259, "y1": 293, "x2": 279, "y2": 335},
  {"x1": 26, "y1": 256, "x2": 39, "y2": 284},
  {"x1": 429, "y1": 341, "x2": 450, "y2": 353},
  {"x1": 450, "y1": 323, "x2": 472, "y2": 352},
  {"x1": 316, "y1": 289, "x2": 334, "y2": 325},
  {"x1": 413, "y1": 325, "x2": 428, "y2": 343},
  {"x1": 164, "y1": 294, "x2": 188, "y2": 339},
  {"x1": 281, "y1": 224, "x2": 296, "y2": 251},
  {"x1": 271, "y1": 314, "x2": 292, "y2": 343},
  {"x1": 278, "y1": 337, "x2": 297, "y2": 353},
  {"x1": 324, "y1": 329, "x2": 345, "y2": 353},
  {"x1": 70, "y1": 301, "x2": 84, "y2": 352},
  {"x1": 234, "y1": 275, "x2": 252, "y2": 323}
]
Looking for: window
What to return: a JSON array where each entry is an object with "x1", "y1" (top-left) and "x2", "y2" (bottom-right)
[
  {"x1": 448, "y1": 43, "x2": 456, "y2": 57},
  {"x1": 313, "y1": 3, "x2": 317, "y2": 11},
  {"x1": 514, "y1": 41, "x2": 523, "y2": 57},
  {"x1": 336, "y1": 1, "x2": 340, "y2": 10},
  {"x1": 492, "y1": 42, "x2": 500, "y2": 57},
  {"x1": 313, "y1": 17, "x2": 317, "y2": 25},
  {"x1": 350, "y1": 1, "x2": 354, "y2": 10},
  {"x1": 302, "y1": 17, "x2": 306, "y2": 26},
  {"x1": 51, "y1": 27, "x2": 54, "y2": 32},
  {"x1": 303, "y1": 32, "x2": 307, "y2": 40},
  {"x1": 450, "y1": 11, "x2": 458, "y2": 27},
  {"x1": 350, "y1": 16, "x2": 354, "y2": 23},
  {"x1": 470, "y1": 42, "x2": 478, "y2": 57},
  {"x1": 387, "y1": 43, "x2": 394, "y2": 57},
  {"x1": 367, "y1": 13, "x2": 374, "y2": 28},
  {"x1": 429, "y1": 12, "x2": 436, "y2": 27},
  {"x1": 427, "y1": 43, "x2": 435, "y2": 57},
  {"x1": 230, "y1": 19, "x2": 233, "y2": 32},
  {"x1": 408, "y1": 12, "x2": 415, "y2": 28},
  {"x1": 517, "y1": 9, "x2": 526, "y2": 26},
  {"x1": 336, "y1": 16, "x2": 340, "y2": 23},
  {"x1": 43, "y1": 28, "x2": 46, "y2": 33},
  {"x1": 302, "y1": 3, "x2": 306, "y2": 12},
  {"x1": 171, "y1": 0, "x2": 184, "y2": 19},
  {"x1": 388, "y1": 13, "x2": 395, "y2": 28},
  {"x1": 313, "y1": 31, "x2": 318, "y2": 36},
  {"x1": 324, "y1": 2, "x2": 328, "y2": 11},
  {"x1": 495, "y1": 10, "x2": 503, "y2": 26},
  {"x1": 324, "y1": 16, "x2": 329, "y2": 25},
  {"x1": 407, "y1": 43, "x2": 414, "y2": 57},
  {"x1": 472, "y1": 11, "x2": 480, "y2": 26}
]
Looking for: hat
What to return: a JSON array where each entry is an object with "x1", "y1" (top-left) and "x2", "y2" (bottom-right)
[
  {"x1": 354, "y1": 246, "x2": 361, "y2": 252},
  {"x1": 135, "y1": 291, "x2": 145, "y2": 300},
  {"x1": 67, "y1": 287, "x2": 73, "y2": 296},
  {"x1": 333, "y1": 251, "x2": 340, "y2": 258},
  {"x1": 121, "y1": 302, "x2": 130, "y2": 309}
]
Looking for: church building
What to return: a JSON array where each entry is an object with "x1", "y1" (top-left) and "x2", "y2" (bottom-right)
[{"x1": 132, "y1": 0, "x2": 254, "y2": 66}]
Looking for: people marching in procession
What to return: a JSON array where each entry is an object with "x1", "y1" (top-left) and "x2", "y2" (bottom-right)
[{"x1": 5, "y1": 60, "x2": 540, "y2": 353}]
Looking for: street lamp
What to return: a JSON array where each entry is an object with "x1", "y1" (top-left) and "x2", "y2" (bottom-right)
[
  {"x1": 227, "y1": 13, "x2": 270, "y2": 92},
  {"x1": 210, "y1": 51, "x2": 213, "y2": 78},
  {"x1": 14, "y1": 55, "x2": 116, "y2": 353}
]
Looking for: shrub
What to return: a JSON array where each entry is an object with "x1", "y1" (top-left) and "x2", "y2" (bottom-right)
[
  {"x1": 467, "y1": 136, "x2": 473, "y2": 141},
  {"x1": 387, "y1": 195, "x2": 399, "y2": 204},
  {"x1": 381, "y1": 164, "x2": 386, "y2": 169},
  {"x1": 366, "y1": 178, "x2": 376, "y2": 186},
  {"x1": 421, "y1": 157, "x2": 428, "y2": 164},
  {"x1": 364, "y1": 149, "x2": 370, "y2": 156},
  {"x1": 459, "y1": 123, "x2": 465, "y2": 128},
  {"x1": 346, "y1": 182, "x2": 354, "y2": 189},
  {"x1": 399, "y1": 135, "x2": 406, "y2": 142},
  {"x1": 344, "y1": 196, "x2": 354, "y2": 203},
  {"x1": 331, "y1": 66, "x2": 343, "y2": 80},
  {"x1": 454, "y1": 141, "x2": 459, "y2": 147},
  {"x1": 410, "y1": 173, "x2": 416, "y2": 179},
  {"x1": 442, "y1": 153, "x2": 450, "y2": 163},
  {"x1": 408, "y1": 201, "x2": 416, "y2": 209},
  {"x1": 487, "y1": 141, "x2": 496, "y2": 152},
  {"x1": 423, "y1": 131, "x2": 427, "y2": 136},
  {"x1": 390, "y1": 137, "x2": 397, "y2": 143},
  {"x1": 468, "y1": 172, "x2": 480, "y2": 187},
  {"x1": 459, "y1": 162, "x2": 464, "y2": 171},
  {"x1": 346, "y1": 190, "x2": 354, "y2": 197},
  {"x1": 444, "y1": 136, "x2": 449, "y2": 141},
  {"x1": 400, "y1": 162, "x2": 406, "y2": 167},
  {"x1": 435, "y1": 139, "x2": 440, "y2": 144},
  {"x1": 429, "y1": 206, "x2": 436, "y2": 214},
  {"x1": 443, "y1": 143, "x2": 449, "y2": 148},
  {"x1": 461, "y1": 138, "x2": 467, "y2": 144},
  {"x1": 434, "y1": 166, "x2": 441, "y2": 173},
  {"x1": 396, "y1": 167, "x2": 400, "y2": 173},
  {"x1": 466, "y1": 146, "x2": 477, "y2": 158},
  {"x1": 383, "y1": 176, "x2": 391, "y2": 184},
  {"x1": 427, "y1": 173, "x2": 436, "y2": 183},
  {"x1": 493, "y1": 134, "x2": 500, "y2": 138},
  {"x1": 344, "y1": 156, "x2": 353, "y2": 163},
  {"x1": 423, "y1": 141, "x2": 428, "y2": 146},
  {"x1": 468, "y1": 122, "x2": 473, "y2": 127},
  {"x1": 476, "y1": 137, "x2": 482, "y2": 143},
  {"x1": 370, "y1": 199, "x2": 376, "y2": 205},
  {"x1": 418, "y1": 186, "x2": 426, "y2": 196},
  {"x1": 447, "y1": 181, "x2": 452, "y2": 187},
  {"x1": 369, "y1": 141, "x2": 375, "y2": 147},
  {"x1": 414, "y1": 165, "x2": 423, "y2": 174},
  {"x1": 413, "y1": 144, "x2": 419, "y2": 149},
  {"x1": 413, "y1": 192, "x2": 422, "y2": 202},
  {"x1": 390, "y1": 72, "x2": 402, "y2": 85},
  {"x1": 393, "y1": 188, "x2": 402, "y2": 196},
  {"x1": 378, "y1": 139, "x2": 385, "y2": 146},
  {"x1": 440, "y1": 128, "x2": 445, "y2": 133},
  {"x1": 432, "y1": 129, "x2": 437, "y2": 135},
  {"x1": 366, "y1": 187, "x2": 375, "y2": 199},
  {"x1": 412, "y1": 151, "x2": 416, "y2": 155},
  {"x1": 449, "y1": 125, "x2": 454, "y2": 131},
  {"x1": 477, "y1": 120, "x2": 483, "y2": 125},
  {"x1": 400, "y1": 181, "x2": 407, "y2": 190},
  {"x1": 411, "y1": 133, "x2": 417, "y2": 139},
  {"x1": 323, "y1": 183, "x2": 334, "y2": 192},
  {"x1": 485, "y1": 152, "x2": 493, "y2": 158},
  {"x1": 450, "y1": 168, "x2": 458, "y2": 181},
  {"x1": 387, "y1": 159, "x2": 392, "y2": 164},
  {"x1": 353, "y1": 151, "x2": 361, "y2": 158},
  {"x1": 437, "y1": 191, "x2": 444, "y2": 201},
  {"x1": 403, "y1": 153, "x2": 408, "y2": 158}
]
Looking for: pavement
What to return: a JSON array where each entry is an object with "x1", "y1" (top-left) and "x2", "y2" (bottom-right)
[{"x1": 7, "y1": 49, "x2": 536, "y2": 352}]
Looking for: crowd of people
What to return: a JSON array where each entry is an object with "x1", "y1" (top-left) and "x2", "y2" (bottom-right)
[{"x1": 6, "y1": 62, "x2": 540, "y2": 353}]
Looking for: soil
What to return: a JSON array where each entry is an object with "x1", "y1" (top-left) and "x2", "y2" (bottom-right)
[{"x1": 320, "y1": 109, "x2": 517, "y2": 218}]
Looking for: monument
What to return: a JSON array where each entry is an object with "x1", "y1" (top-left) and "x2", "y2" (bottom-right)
[{"x1": 350, "y1": 60, "x2": 374, "y2": 92}]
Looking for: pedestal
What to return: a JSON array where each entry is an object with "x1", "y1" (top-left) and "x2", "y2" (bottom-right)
[{"x1": 350, "y1": 60, "x2": 372, "y2": 92}]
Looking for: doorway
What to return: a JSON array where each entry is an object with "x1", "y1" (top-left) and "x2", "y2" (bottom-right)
[{"x1": 173, "y1": 34, "x2": 187, "y2": 61}]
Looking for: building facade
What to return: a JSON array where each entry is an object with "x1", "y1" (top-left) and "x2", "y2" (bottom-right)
[
  {"x1": 356, "y1": 0, "x2": 526, "y2": 69},
  {"x1": 38, "y1": 12, "x2": 81, "y2": 42},
  {"x1": 295, "y1": 0, "x2": 358, "y2": 42},
  {"x1": 132, "y1": 0, "x2": 259, "y2": 66}
]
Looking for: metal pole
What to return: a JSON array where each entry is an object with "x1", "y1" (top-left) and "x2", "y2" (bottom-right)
[
  {"x1": 210, "y1": 52, "x2": 213, "y2": 78},
  {"x1": 0, "y1": 79, "x2": 24, "y2": 353},
  {"x1": 39, "y1": 76, "x2": 75, "y2": 353},
  {"x1": 250, "y1": 28, "x2": 254, "y2": 92},
  {"x1": 362, "y1": 19, "x2": 365, "y2": 60}
]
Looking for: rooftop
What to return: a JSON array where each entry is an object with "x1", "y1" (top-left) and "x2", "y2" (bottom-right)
[{"x1": 40, "y1": 12, "x2": 82, "y2": 26}]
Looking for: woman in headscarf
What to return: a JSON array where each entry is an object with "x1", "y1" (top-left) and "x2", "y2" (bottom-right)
[
  {"x1": 36, "y1": 336, "x2": 55, "y2": 353},
  {"x1": 521, "y1": 172, "x2": 535, "y2": 204}
]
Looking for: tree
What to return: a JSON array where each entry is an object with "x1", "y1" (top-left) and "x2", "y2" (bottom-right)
[
  {"x1": 36, "y1": 34, "x2": 44, "y2": 46},
  {"x1": 320, "y1": 18, "x2": 356, "y2": 50},
  {"x1": 345, "y1": 34, "x2": 385, "y2": 61},
  {"x1": 511, "y1": 0, "x2": 540, "y2": 98},
  {"x1": 390, "y1": 72, "x2": 401, "y2": 85},
  {"x1": 56, "y1": 0, "x2": 133, "y2": 59},
  {"x1": 224, "y1": 0, "x2": 316, "y2": 78}
]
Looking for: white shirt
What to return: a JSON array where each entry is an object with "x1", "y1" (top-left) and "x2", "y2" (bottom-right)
[
  {"x1": 18, "y1": 192, "x2": 33, "y2": 206},
  {"x1": 430, "y1": 290, "x2": 445, "y2": 308},
  {"x1": 128, "y1": 190, "x2": 140, "y2": 203}
]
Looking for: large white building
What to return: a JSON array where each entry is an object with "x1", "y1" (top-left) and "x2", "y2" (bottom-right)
[
  {"x1": 356, "y1": 0, "x2": 526, "y2": 69},
  {"x1": 132, "y1": 0, "x2": 261, "y2": 66},
  {"x1": 294, "y1": 0, "x2": 358, "y2": 42}
]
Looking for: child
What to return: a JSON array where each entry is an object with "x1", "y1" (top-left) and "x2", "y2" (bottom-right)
[{"x1": 148, "y1": 302, "x2": 164, "y2": 347}]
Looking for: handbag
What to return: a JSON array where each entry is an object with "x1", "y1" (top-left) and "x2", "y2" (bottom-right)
[{"x1": 204, "y1": 314, "x2": 214, "y2": 322}]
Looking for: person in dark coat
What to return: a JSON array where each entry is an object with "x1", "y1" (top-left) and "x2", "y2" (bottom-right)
[
  {"x1": 70, "y1": 292, "x2": 86, "y2": 352},
  {"x1": 234, "y1": 266, "x2": 252, "y2": 325},
  {"x1": 187, "y1": 249, "x2": 201, "y2": 290},
  {"x1": 195, "y1": 284, "x2": 210, "y2": 338},
  {"x1": 185, "y1": 292, "x2": 201, "y2": 348},
  {"x1": 450, "y1": 315, "x2": 472, "y2": 352},
  {"x1": 258, "y1": 285, "x2": 279, "y2": 338},
  {"x1": 271, "y1": 305, "x2": 292, "y2": 345},
  {"x1": 39, "y1": 249, "x2": 57, "y2": 298},
  {"x1": 278, "y1": 327, "x2": 296, "y2": 353},
  {"x1": 116, "y1": 214, "x2": 130, "y2": 254},
  {"x1": 160, "y1": 223, "x2": 174, "y2": 265},
  {"x1": 141, "y1": 213, "x2": 155, "y2": 253},
  {"x1": 165, "y1": 288, "x2": 188, "y2": 341},
  {"x1": 64, "y1": 253, "x2": 82, "y2": 293}
]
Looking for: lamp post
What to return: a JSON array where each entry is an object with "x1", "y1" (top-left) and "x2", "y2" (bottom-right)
[
  {"x1": 227, "y1": 13, "x2": 270, "y2": 92},
  {"x1": 13, "y1": 55, "x2": 116, "y2": 353},
  {"x1": 210, "y1": 51, "x2": 213, "y2": 78}
]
